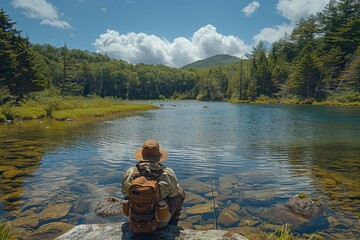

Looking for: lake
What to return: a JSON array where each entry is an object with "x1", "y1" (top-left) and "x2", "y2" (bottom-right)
[{"x1": 1, "y1": 101, "x2": 359, "y2": 239}]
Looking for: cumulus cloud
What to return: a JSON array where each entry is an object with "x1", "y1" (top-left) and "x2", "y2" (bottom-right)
[
  {"x1": 94, "y1": 25, "x2": 251, "y2": 68},
  {"x1": 276, "y1": 0, "x2": 330, "y2": 22},
  {"x1": 11, "y1": 0, "x2": 72, "y2": 29},
  {"x1": 253, "y1": 23, "x2": 294, "y2": 44},
  {"x1": 253, "y1": 0, "x2": 330, "y2": 44},
  {"x1": 242, "y1": 1, "x2": 260, "y2": 16}
]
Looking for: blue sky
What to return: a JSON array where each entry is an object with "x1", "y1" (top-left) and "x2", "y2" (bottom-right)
[{"x1": 2, "y1": 0, "x2": 330, "y2": 67}]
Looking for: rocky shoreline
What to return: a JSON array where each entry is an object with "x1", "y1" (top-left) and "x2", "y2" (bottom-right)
[{"x1": 55, "y1": 222, "x2": 248, "y2": 240}]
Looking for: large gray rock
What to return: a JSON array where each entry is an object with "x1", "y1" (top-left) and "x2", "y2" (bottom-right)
[
  {"x1": 55, "y1": 222, "x2": 247, "y2": 240},
  {"x1": 95, "y1": 197, "x2": 123, "y2": 217},
  {"x1": 285, "y1": 193, "x2": 324, "y2": 219}
]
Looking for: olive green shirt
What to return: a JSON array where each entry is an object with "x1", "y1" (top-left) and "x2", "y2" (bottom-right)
[{"x1": 121, "y1": 162, "x2": 180, "y2": 199}]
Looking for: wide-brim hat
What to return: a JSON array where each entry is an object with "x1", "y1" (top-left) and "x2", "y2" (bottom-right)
[{"x1": 134, "y1": 139, "x2": 168, "y2": 162}]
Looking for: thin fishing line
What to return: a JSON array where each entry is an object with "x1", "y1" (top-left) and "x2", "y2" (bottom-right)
[{"x1": 202, "y1": 146, "x2": 218, "y2": 230}]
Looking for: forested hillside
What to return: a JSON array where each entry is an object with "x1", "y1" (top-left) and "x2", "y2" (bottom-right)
[
  {"x1": 181, "y1": 54, "x2": 242, "y2": 69},
  {"x1": 1, "y1": 0, "x2": 359, "y2": 104}
]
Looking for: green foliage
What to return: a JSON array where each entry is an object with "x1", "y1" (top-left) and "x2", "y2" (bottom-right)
[
  {"x1": 298, "y1": 193, "x2": 308, "y2": 199},
  {"x1": 266, "y1": 223, "x2": 294, "y2": 240},
  {"x1": 0, "y1": 95, "x2": 158, "y2": 121},
  {"x1": 257, "y1": 94, "x2": 273, "y2": 101},
  {"x1": 326, "y1": 91, "x2": 360, "y2": 102},
  {"x1": 0, "y1": 113, "x2": 5, "y2": 122},
  {"x1": 1, "y1": 1, "x2": 360, "y2": 104},
  {"x1": 0, "y1": 87, "x2": 14, "y2": 105},
  {"x1": 0, "y1": 219, "x2": 12, "y2": 240},
  {"x1": 0, "y1": 9, "x2": 46, "y2": 102},
  {"x1": 181, "y1": 54, "x2": 241, "y2": 69},
  {"x1": 0, "y1": 105, "x2": 14, "y2": 120}
]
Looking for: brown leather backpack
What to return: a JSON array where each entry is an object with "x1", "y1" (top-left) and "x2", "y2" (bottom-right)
[{"x1": 128, "y1": 163, "x2": 163, "y2": 233}]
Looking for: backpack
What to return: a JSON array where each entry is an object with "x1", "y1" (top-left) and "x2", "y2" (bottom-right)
[{"x1": 128, "y1": 162, "x2": 163, "y2": 233}]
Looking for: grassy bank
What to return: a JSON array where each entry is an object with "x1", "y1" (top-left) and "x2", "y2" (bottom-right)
[{"x1": 0, "y1": 95, "x2": 158, "y2": 123}]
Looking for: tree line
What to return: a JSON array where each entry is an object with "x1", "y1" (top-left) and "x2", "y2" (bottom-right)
[{"x1": 1, "y1": 0, "x2": 359, "y2": 105}]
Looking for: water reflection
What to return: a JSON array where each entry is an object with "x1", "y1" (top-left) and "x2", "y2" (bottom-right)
[{"x1": 0, "y1": 102, "x2": 360, "y2": 239}]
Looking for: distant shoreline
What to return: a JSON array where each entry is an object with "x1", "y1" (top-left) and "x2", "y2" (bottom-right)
[{"x1": 228, "y1": 99, "x2": 360, "y2": 107}]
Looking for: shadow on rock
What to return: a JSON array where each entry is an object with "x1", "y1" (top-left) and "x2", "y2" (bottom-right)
[{"x1": 121, "y1": 222, "x2": 182, "y2": 240}]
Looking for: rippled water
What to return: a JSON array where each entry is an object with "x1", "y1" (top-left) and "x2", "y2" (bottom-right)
[{"x1": 1, "y1": 101, "x2": 360, "y2": 239}]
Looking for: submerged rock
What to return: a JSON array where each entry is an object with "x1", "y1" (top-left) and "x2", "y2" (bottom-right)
[
  {"x1": 55, "y1": 222, "x2": 247, "y2": 240},
  {"x1": 3, "y1": 169, "x2": 24, "y2": 179},
  {"x1": 39, "y1": 203, "x2": 71, "y2": 221},
  {"x1": 217, "y1": 208, "x2": 240, "y2": 227},
  {"x1": 185, "y1": 191, "x2": 207, "y2": 204},
  {"x1": 0, "y1": 165, "x2": 16, "y2": 172},
  {"x1": 262, "y1": 204, "x2": 309, "y2": 226},
  {"x1": 10, "y1": 214, "x2": 40, "y2": 228},
  {"x1": 181, "y1": 178, "x2": 210, "y2": 194},
  {"x1": 95, "y1": 196, "x2": 123, "y2": 217},
  {"x1": 186, "y1": 202, "x2": 218, "y2": 215},
  {"x1": 32, "y1": 222, "x2": 74, "y2": 239},
  {"x1": 285, "y1": 193, "x2": 324, "y2": 218}
]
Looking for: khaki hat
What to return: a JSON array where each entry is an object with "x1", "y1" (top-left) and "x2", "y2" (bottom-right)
[{"x1": 134, "y1": 139, "x2": 168, "y2": 162}]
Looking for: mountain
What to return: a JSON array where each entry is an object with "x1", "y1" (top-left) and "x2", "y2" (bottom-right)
[{"x1": 181, "y1": 54, "x2": 242, "y2": 69}]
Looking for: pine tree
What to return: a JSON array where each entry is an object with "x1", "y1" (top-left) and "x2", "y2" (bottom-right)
[
  {"x1": 251, "y1": 41, "x2": 272, "y2": 97},
  {"x1": 0, "y1": 9, "x2": 17, "y2": 99},
  {"x1": 289, "y1": 44, "x2": 322, "y2": 99},
  {"x1": 0, "y1": 9, "x2": 46, "y2": 101}
]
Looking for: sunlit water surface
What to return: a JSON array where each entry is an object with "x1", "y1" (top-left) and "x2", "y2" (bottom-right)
[{"x1": 0, "y1": 101, "x2": 359, "y2": 239}]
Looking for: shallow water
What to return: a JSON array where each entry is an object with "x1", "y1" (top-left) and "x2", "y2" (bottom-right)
[{"x1": 0, "y1": 101, "x2": 360, "y2": 239}]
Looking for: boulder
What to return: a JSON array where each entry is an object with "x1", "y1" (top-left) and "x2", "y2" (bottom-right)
[
  {"x1": 95, "y1": 196, "x2": 122, "y2": 217},
  {"x1": 55, "y1": 222, "x2": 247, "y2": 240},
  {"x1": 285, "y1": 193, "x2": 324, "y2": 218},
  {"x1": 217, "y1": 208, "x2": 240, "y2": 227},
  {"x1": 262, "y1": 204, "x2": 309, "y2": 226}
]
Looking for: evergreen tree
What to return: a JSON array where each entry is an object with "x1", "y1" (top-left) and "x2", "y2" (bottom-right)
[
  {"x1": 289, "y1": 44, "x2": 322, "y2": 98},
  {"x1": 251, "y1": 41, "x2": 273, "y2": 97},
  {"x1": 0, "y1": 9, "x2": 46, "y2": 101}
]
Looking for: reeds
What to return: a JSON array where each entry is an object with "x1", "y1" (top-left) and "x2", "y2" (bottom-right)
[{"x1": 0, "y1": 219, "x2": 12, "y2": 240}]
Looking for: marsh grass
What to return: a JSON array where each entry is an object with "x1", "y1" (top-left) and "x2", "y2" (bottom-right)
[
  {"x1": 0, "y1": 95, "x2": 158, "y2": 121},
  {"x1": 0, "y1": 219, "x2": 12, "y2": 240},
  {"x1": 266, "y1": 223, "x2": 294, "y2": 240},
  {"x1": 263, "y1": 223, "x2": 319, "y2": 240}
]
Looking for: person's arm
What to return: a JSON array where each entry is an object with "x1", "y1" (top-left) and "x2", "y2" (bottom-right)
[
  {"x1": 159, "y1": 168, "x2": 182, "y2": 214},
  {"x1": 121, "y1": 167, "x2": 136, "y2": 198}
]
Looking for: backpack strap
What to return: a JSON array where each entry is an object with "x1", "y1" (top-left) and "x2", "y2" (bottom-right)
[
  {"x1": 135, "y1": 162, "x2": 164, "y2": 180},
  {"x1": 133, "y1": 162, "x2": 164, "y2": 202}
]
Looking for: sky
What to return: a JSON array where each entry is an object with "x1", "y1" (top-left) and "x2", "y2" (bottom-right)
[{"x1": 2, "y1": 0, "x2": 331, "y2": 68}]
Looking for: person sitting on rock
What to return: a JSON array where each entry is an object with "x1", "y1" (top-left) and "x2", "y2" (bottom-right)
[{"x1": 121, "y1": 139, "x2": 186, "y2": 233}]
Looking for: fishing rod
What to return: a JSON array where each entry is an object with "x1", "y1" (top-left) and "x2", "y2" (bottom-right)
[{"x1": 202, "y1": 146, "x2": 218, "y2": 230}]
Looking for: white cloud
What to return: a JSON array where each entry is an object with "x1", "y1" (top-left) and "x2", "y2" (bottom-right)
[
  {"x1": 276, "y1": 0, "x2": 330, "y2": 22},
  {"x1": 94, "y1": 25, "x2": 252, "y2": 68},
  {"x1": 11, "y1": 0, "x2": 72, "y2": 29},
  {"x1": 242, "y1": 1, "x2": 260, "y2": 17},
  {"x1": 252, "y1": 0, "x2": 330, "y2": 45},
  {"x1": 253, "y1": 23, "x2": 294, "y2": 44},
  {"x1": 102, "y1": 8, "x2": 107, "y2": 13}
]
